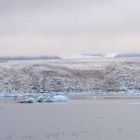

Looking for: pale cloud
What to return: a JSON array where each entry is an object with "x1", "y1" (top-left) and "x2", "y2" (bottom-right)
[{"x1": 0, "y1": 0, "x2": 140, "y2": 56}]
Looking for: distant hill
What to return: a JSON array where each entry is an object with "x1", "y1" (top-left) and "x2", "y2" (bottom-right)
[
  {"x1": 116, "y1": 53, "x2": 140, "y2": 57},
  {"x1": 85, "y1": 53, "x2": 140, "y2": 58},
  {"x1": 1, "y1": 53, "x2": 140, "y2": 61},
  {"x1": 0, "y1": 56, "x2": 61, "y2": 60}
]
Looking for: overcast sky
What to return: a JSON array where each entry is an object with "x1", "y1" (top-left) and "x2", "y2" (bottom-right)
[{"x1": 0, "y1": 0, "x2": 140, "y2": 56}]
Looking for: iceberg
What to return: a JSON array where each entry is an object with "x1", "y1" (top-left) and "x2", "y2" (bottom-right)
[
  {"x1": 46, "y1": 95, "x2": 68, "y2": 102},
  {"x1": 36, "y1": 96, "x2": 44, "y2": 103},
  {"x1": 18, "y1": 97, "x2": 35, "y2": 103},
  {"x1": 0, "y1": 93, "x2": 7, "y2": 97},
  {"x1": 26, "y1": 97, "x2": 35, "y2": 103}
]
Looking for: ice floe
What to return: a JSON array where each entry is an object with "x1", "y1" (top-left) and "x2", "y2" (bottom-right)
[
  {"x1": 18, "y1": 97, "x2": 35, "y2": 103},
  {"x1": 36, "y1": 96, "x2": 45, "y2": 103},
  {"x1": 46, "y1": 95, "x2": 68, "y2": 102},
  {"x1": 17, "y1": 94, "x2": 69, "y2": 103}
]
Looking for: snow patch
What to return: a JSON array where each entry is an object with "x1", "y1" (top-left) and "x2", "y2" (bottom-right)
[{"x1": 104, "y1": 53, "x2": 118, "y2": 58}]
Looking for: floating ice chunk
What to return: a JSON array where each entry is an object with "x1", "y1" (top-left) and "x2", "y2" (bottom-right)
[
  {"x1": 36, "y1": 96, "x2": 44, "y2": 103},
  {"x1": 0, "y1": 93, "x2": 7, "y2": 97},
  {"x1": 126, "y1": 90, "x2": 140, "y2": 96},
  {"x1": 46, "y1": 95, "x2": 68, "y2": 102},
  {"x1": 25, "y1": 97, "x2": 35, "y2": 103},
  {"x1": 18, "y1": 97, "x2": 35, "y2": 103}
]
